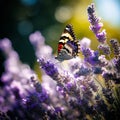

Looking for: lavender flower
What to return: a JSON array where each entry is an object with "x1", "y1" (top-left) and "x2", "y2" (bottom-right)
[
  {"x1": 87, "y1": 3, "x2": 106, "y2": 43},
  {"x1": 96, "y1": 30, "x2": 106, "y2": 43},
  {"x1": 87, "y1": 3, "x2": 111, "y2": 56},
  {"x1": 98, "y1": 55, "x2": 108, "y2": 67},
  {"x1": 87, "y1": 4, "x2": 103, "y2": 34},
  {"x1": 29, "y1": 31, "x2": 53, "y2": 59},
  {"x1": 0, "y1": 38, "x2": 41, "y2": 118},
  {"x1": 98, "y1": 43, "x2": 111, "y2": 55},
  {"x1": 74, "y1": 65, "x2": 91, "y2": 77},
  {"x1": 110, "y1": 39, "x2": 120, "y2": 58},
  {"x1": 37, "y1": 58, "x2": 60, "y2": 82},
  {"x1": 82, "y1": 48, "x2": 100, "y2": 66},
  {"x1": 80, "y1": 38, "x2": 105, "y2": 66},
  {"x1": 113, "y1": 58, "x2": 120, "y2": 74}
]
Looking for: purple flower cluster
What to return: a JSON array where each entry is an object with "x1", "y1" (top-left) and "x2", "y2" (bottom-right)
[
  {"x1": 87, "y1": 4, "x2": 105, "y2": 42},
  {"x1": 87, "y1": 3, "x2": 111, "y2": 55},
  {"x1": 0, "y1": 3, "x2": 120, "y2": 120}
]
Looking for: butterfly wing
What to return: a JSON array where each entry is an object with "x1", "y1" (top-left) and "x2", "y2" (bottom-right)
[{"x1": 56, "y1": 24, "x2": 80, "y2": 61}]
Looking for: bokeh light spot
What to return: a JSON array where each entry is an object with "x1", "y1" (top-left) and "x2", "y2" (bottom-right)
[
  {"x1": 18, "y1": 20, "x2": 33, "y2": 36},
  {"x1": 55, "y1": 6, "x2": 72, "y2": 23},
  {"x1": 20, "y1": 0, "x2": 38, "y2": 6}
]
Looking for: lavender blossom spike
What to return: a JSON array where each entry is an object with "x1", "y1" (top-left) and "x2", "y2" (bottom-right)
[
  {"x1": 98, "y1": 44, "x2": 111, "y2": 55},
  {"x1": 110, "y1": 39, "x2": 120, "y2": 58},
  {"x1": 87, "y1": 3, "x2": 107, "y2": 43},
  {"x1": 82, "y1": 48, "x2": 100, "y2": 66},
  {"x1": 38, "y1": 58, "x2": 59, "y2": 79},
  {"x1": 96, "y1": 30, "x2": 106, "y2": 43},
  {"x1": 87, "y1": 4, "x2": 100, "y2": 26}
]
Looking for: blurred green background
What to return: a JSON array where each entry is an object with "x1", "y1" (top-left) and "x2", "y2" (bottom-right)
[{"x1": 0, "y1": 0, "x2": 120, "y2": 68}]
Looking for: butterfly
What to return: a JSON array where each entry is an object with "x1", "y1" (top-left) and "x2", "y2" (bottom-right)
[{"x1": 55, "y1": 24, "x2": 80, "y2": 61}]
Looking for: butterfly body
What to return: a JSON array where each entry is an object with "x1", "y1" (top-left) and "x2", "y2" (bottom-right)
[{"x1": 56, "y1": 24, "x2": 80, "y2": 61}]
